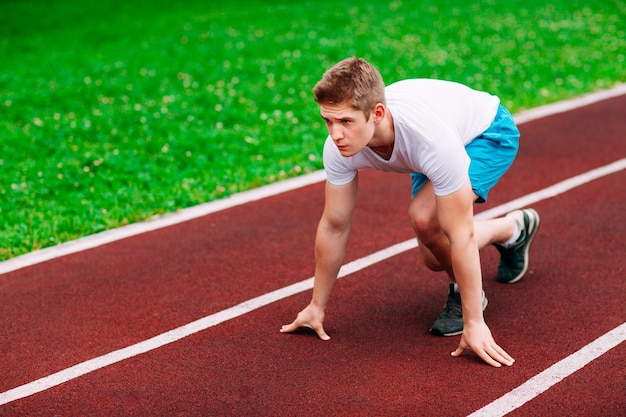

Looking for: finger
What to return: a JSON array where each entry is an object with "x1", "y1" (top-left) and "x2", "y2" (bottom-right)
[
  {"x1": 451, "y1": 337, "x2": 470, "y2": 357},
  {"x1": 279, "y1": 320, "x2": 302, "y2": 334},
  {"x1": 315, "y1": 326, "x2": 331, "y2": 341},
  {"x1": 452, "y1": 343, "x2": 510, "y2": 368},
  {"x1": 476, "y1": 343, "x2": 517, "y2": 368},
  {"x1": 476, "y1": 349, "x2": 503, "y2": 368},
  {"x1": 450, "y1": 346, "x2": 465, "y2": 357},
  {"x1": 486, "y1": 344, "x2": 515, "y2": 367},
  {"x1": 280, "y1": 322, "x2": 331, "y2": 341}
]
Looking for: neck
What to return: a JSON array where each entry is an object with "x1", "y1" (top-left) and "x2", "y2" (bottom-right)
[{"x1": 369, "y1": 110, "x2": 395, "y2": 159}]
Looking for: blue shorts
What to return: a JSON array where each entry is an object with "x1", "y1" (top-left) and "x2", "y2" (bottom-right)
[{"x1": 411, "y1": 105, "x2": 520, "y2": 203}]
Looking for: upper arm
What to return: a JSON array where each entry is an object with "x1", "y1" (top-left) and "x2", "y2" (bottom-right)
[
  {"x1": 321, "y1": 175, "x2": 358, "y2": 231},
  {"x1": 435, "y1": 178, "x2": 475, "y2": 243}
]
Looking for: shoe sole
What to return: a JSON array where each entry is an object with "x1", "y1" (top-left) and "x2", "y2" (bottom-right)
[
  {"x1": 430, "y1": 292, "x2": 488, "y2": 337},
  {"x1": 501, "y1": 208, "x2": 540, "y2": 284}
]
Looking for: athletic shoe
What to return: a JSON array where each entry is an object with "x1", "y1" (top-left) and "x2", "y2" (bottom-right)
[
  {"x1": 429, "y1": 283, "x2": 488, "y2": 337},
  {"x1": 494, "y1": 208, "x2": 541, "y2": 284}
]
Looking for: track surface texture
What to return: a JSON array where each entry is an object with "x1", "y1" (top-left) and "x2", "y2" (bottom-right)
[{"x1": 1, "y1": 89, "x2": 625, "y2": 416}]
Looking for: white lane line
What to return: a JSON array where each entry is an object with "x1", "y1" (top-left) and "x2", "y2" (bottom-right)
[
  {"x1": 512, "y1": 82, "x2": 626, "y2": 125},
  {"x1": 1, "y1": 158, "x2": 624, "y2": 406},
  {"x1": 0, "y1": 240, "x2": 411, "y2": 406},
  {"x1": 0, "y1": 170, "x2": 327, "y2": 276},
  {"x1": 466, "y1": 322, "x2": 626, "y2": 417},
  {"x1": 1, "y1": 83, "x2": 625, "y2": 276},
  {"x1": 474, "y1": 158, "x2": 626, "y2": 220}
]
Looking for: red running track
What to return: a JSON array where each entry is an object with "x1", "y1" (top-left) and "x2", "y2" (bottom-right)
[{"x1": 1, "y1": 90, "x2": 625, "y2": 416}]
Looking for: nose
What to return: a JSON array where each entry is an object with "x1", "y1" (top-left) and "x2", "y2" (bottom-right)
[{"x1": 329, "y1": 123, "x2": 344, "y2": 141}]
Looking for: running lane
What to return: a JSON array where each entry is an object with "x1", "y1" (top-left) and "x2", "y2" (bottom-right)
[{"x1": 0, "y1": 92, "x2": 625, "y2": 416}]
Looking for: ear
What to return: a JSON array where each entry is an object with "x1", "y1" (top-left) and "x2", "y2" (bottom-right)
[{"x1": 373, "y1": 103, "x2": 386, "y2": 124}]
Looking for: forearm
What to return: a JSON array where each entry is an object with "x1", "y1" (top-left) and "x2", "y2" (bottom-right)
[
  {"x1": 310, "y1": 219, "x2": 351, "y2": 309},
  {"x1": 450, "y1": 239, "x2": 485, "y2": 324},
  {"x1": 435, "y1": 180, "x2": 486, "y2": 324},
  {"x1": 449, "y1": 237, "x2": 515, "y2": 367}
]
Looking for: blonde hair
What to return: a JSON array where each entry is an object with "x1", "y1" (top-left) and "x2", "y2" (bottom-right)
[{"x1": 313, "y1": 58, "x2": 386, "y2": 119}]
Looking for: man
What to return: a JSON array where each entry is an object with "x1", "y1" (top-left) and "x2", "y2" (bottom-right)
[{"x1": 280, "y1": 57, "x2": 540, "y2": 367}]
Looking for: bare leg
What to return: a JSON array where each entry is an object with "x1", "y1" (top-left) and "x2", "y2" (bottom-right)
[
  {"x1": 408, "y1": 182, "x2": 451, "y2": 274},
  {"x1": 408, "y1": 181, "x2": 520, "y2": 280},
  {"x1": 474, "y1": 213, "x2": 520, "y2": 249}
]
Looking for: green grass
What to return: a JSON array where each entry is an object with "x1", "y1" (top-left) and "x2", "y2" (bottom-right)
[{"x1": 1, "y1": 0, "x2": 625, "y2": 261}]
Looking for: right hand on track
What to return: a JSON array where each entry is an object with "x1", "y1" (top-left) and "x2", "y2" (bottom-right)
[{"x1": 280, "y1": 303, "x2": 330, "y2": 341}]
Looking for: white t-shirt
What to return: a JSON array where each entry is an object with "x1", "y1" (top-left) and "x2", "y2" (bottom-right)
[{"x1": 323, "y1": 79, "x2": 500, "y2": 197}]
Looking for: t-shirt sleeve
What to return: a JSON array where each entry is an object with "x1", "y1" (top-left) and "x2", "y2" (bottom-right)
[
  {"x1": 420, "y1": 134, "x2": 471, "y2": 197},
  {"x1": 322, "y1": 136, "x2": 357, "y2": 185}
]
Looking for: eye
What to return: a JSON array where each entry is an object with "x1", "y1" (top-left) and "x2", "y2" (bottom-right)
[{"x1": 341, "y1": 119, "x2": 352, "y2": 124}]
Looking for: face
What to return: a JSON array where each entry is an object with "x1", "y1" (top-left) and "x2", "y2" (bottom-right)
[{"x1": 320, "y1": 102, "x2": 376, "y2": 157}]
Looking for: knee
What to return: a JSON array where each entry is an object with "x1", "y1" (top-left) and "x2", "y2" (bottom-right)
[
  {"x1": 409, "y1": 208, "x2": 439, "y2": 243},
  {"x1": 408, "y1": 206, "x2": 446, "y2": 272}
]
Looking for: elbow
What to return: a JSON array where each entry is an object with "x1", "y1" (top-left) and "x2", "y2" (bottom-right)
[
  {"x1": 445, "y1": 223, "x2": 476, "y2": 249},
  {"x1": 320, "y1": 211, "x2": 352, "y2": 235}
]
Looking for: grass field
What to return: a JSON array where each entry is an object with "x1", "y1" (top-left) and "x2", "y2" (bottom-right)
[{"x1": 1, "y1": 0, "x2": 625, "y2": 261}]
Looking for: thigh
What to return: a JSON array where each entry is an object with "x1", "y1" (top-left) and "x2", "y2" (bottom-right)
[
  {"x1": 408, "y1": 180, "x2": 437, "y2": 225},
  {"x1": 408, "y1": 181, "x2": 446, "y2": 271}
]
